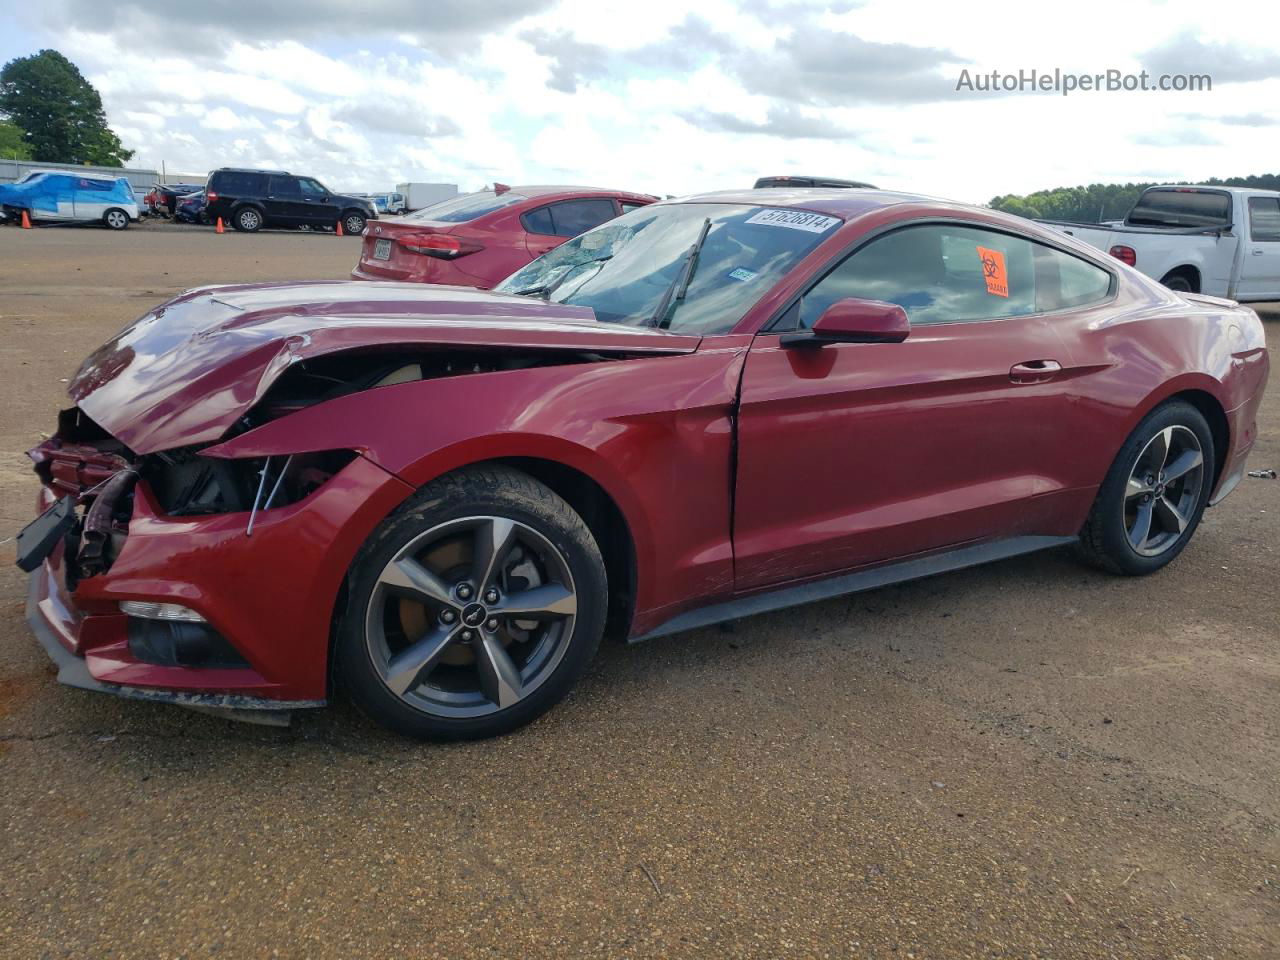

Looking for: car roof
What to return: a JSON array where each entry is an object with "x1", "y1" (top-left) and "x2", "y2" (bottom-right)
[
  {"x1": 507, "y1": 185, "x2": 658, "y2": 201},
  {"x1": 671, "y1": 187, "x2": 936, "y2": 219},
  {"x1": 21, "y1": 170, "x2": 123, "y2": 183},
  {"x1": 1145, "y1": 184, "x2": 1280, "y2": 198},
  {"x1": 756, "y1": 175, "x2": 876, "y2": 187}
]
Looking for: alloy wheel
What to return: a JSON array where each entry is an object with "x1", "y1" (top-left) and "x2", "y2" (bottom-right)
[
  {"x1": 106, "y1": 210, "x2": 127, "y2": 229},
  {"x1": 1124, "y1": 425, "x2": 1204, "y2": 557},
  {"x1": 344, "y1": 214, "x2": 366, "y2": 235},
  {"x1": 363, "y1": 516, "x2": 578, "y2": 718}
]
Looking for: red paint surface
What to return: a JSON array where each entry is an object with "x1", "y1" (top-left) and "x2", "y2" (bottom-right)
[{"x1": 28, "y1": 191, "x2": 1270, "y2": 702}]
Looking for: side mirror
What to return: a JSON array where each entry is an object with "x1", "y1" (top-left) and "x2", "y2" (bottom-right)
[{"x1": 780, "y1": 298, "x2": 911, "y2": 348}]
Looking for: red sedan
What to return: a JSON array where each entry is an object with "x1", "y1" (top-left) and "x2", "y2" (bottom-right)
[
  {"x1": 351, "y1": 185, "x2": 657, "y2": 288},
  {"x1": 20, "y1": 189, "x2": 1269, "y2": 740}
]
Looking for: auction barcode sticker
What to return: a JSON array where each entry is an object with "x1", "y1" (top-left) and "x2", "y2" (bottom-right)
[{"x1": 745, "y1": 209, "x2": 841, "y2": 233}]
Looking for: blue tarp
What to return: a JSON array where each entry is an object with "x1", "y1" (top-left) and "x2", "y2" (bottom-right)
[{"x1": 0, "y1": 171, "x2": 136, "y2": 221}]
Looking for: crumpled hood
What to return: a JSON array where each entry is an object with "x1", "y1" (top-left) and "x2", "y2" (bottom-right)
[{"x1": 69, "y1": 281, "x2": 701, "y2": 454}]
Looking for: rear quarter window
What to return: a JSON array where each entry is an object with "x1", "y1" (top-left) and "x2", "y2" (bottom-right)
[
  {"x1": 212, "y1": 171, "x2": 267, "y2": 194},
  {"x1": 521, "y1": 206, "x2": 555, "y2": 235}
]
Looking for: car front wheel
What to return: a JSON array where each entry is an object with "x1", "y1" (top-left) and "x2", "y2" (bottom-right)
[
  {"x1": 336, "y1": 466, "x2": 607, "y2": 741},
  {"x1": 103, "y1": 208, "x2": 129, "y2": 230},
  {"x1": 1076, "y1": 400, "x2": 1214, "y2": 575}
]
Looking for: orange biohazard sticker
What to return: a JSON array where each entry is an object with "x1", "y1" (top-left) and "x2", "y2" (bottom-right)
[{"x1": 976, "y1": 245, "x2": 1008, "y2": 297}]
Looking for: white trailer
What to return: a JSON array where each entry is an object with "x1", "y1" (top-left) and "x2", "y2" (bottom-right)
[{"x1": 396, "y1": 182, "x2": 459, "y2": 213}]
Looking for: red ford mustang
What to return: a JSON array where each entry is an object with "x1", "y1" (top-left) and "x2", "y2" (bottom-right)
[
  {"x1": 19, "y1": 189, "x2": 1269, "y2": 740},
  {"x1": 351, "y1": 185, "x2": 656, "y2": 289}
]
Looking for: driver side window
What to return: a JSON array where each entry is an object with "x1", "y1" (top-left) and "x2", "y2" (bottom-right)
[{"x1": 798, "y1": 224, "x2": 1038, "y2": 328}]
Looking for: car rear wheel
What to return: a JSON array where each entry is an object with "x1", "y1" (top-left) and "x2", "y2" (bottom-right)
[
  {"x1": 103, "y1": 208, "x2": 129, "y2": 230},
  {"x1": 1076, "y1": 400, "x2": 1214, "y2": 575},
  {"x1": 233, "y1": 207, "x2": 263, "y2": 232},
  {"x1": 1160, "y1": 272, "x2": 1194, "y2": 293},
  {"x1": 342, "y1": 211, "x2": 367, "y2": 236},
  {"x1": 336, "y1": 466, "x2": 607, "y2": 741}
]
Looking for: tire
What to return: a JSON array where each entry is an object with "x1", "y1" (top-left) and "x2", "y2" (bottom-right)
[
  {"x1": 1076, "y1": 400, "x2": 1214, "y2": 576},
  {"x1": 1161, "y1": 273, "x2": 1194, "y2": 293},
  {"x1": 233, "y1": 206, "x2": 263, "y2": 232},
  {"x1": 335, "y1": 465, "x2": 608, "y2": 741},
  {"x1": 342, "y1": 210, "x2": 367, "y2": 236},
  {"x1": 103, "y1": 208, "x2": 129, "y2": 230}
]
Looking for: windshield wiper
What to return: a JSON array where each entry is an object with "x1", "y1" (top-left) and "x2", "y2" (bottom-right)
[
  {"x1": 647, "y1": 218, "x2": 711, "y2": 329},
  {"x1": 513, "y1": 254, "x2": 614, "y2": 300}
]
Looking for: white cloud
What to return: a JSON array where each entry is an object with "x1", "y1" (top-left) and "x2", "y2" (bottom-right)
[{"x1": 16, "y1": 0, "x2": 1280, "y2": 201}]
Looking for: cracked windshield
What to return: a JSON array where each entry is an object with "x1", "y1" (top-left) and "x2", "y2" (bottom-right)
[{"x1": 494, "y1": 203, "x2": 842, "y2": 334}]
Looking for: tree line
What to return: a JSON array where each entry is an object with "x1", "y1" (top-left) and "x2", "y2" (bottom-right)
[{"x1": 990, "y1": 174, "x2": 1280, "y2": 223}]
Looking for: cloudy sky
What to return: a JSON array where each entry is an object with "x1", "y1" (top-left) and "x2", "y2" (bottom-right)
[{"x1": 2, "y1": 0, "x2": 1278, "y2": 203}]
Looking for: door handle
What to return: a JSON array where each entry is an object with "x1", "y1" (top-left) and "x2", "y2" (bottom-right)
[
  {"x1": 1009, "y1": 359, "x2": 1062, "y2": 383},
  {"x1": 1253, "y1": 249, "x2": 1265, "y2": 256}
]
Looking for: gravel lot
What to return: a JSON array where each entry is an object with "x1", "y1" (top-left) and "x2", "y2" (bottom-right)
[{"x1": 1, "y1": 223, "x2": 1277, "y2": 959}]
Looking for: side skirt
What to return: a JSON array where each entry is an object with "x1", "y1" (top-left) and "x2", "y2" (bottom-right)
[{"x1": 629, "y1": 535, "x2": 1076, "y2": 643}]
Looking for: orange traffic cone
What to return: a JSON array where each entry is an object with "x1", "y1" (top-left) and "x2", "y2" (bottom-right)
[
  {"x1": 335, "y1": 219, "x2": 344, "y2": 237},
  {"x1": 20, "y1": 209, "x2": 32, "y2": 229},
  {"x1": 215, "y1": 217, "x2": 224, "y2": 234}
]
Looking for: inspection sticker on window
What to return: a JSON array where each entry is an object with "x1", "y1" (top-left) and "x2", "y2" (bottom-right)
[
  {"x1": 976, "y1": 245, "x2": 1009, "y2": 297},
  {"x1": 727, "y1": 267, "x2": 759, "y2": 282},
  {"x1": 745, "y1": 209, "x2": 841, "y2": 233}
]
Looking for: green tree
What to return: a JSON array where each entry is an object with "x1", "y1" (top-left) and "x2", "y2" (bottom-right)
[
  {"x1": 0, "y1": 120, "x2": 32, "y2": 159},
  {"x1": 990, "y1": 174, "x2": 1280, "y2": 222},
  {"x1": 0, "y1": 49, "x2": 133, "y2": 166}
]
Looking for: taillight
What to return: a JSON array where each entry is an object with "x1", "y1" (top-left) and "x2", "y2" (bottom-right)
[
  {"x1": 397, "y1": 233, "x2": 484, "y2": 258},
  {"x1": 206, "y1": 191, "x2": 219, "y2": 203},
  {"x1": 1109, "y1": 244, "x2": 1137, "y2": 267}
]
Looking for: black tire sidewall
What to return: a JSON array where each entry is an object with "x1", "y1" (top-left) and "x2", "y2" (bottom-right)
[
  {"x1": 335, "y1": 468, "x2": 607, "y2": 741},
  {"x1": 103, "y1": 208, "x2": 129, "y2": 230},
  {"x1": 1091, "y1": 401, "x2": 1214, "y2": 575},
  {"x1": 1162, "y1": 275, "x2": 1193, "y2": 293}
]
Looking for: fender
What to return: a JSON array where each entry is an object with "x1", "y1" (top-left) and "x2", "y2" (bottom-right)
[{"x1": 205, "y1": 345, "x2": 749, "y2": 621}]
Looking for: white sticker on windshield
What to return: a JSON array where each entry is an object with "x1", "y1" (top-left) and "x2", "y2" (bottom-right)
[
  {"x1": 745, "y1": 209, "x2": 841, "y2": 233},
  {"x1": 728, "y1": 267, "x2": 758, "y2": 282}
]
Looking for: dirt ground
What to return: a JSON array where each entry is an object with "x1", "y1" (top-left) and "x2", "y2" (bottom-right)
[{"x1": 0, "y1": 222, "x2": 1277, "y2": 959}]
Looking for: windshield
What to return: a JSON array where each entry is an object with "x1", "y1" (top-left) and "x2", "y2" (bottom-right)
[
  {"x1": 493, "y1": 203, "x2": 841, "y2": 334},
  {"x1": 405, "y1": 190, "x2": 527, "y2": 223}
]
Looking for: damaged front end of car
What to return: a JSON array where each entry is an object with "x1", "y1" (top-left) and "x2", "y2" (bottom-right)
[{"x1": 19, "y1": 281, "x2": 701, "y2": 724}]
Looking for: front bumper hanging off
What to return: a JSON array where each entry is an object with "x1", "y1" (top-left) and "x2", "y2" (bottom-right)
[
  {"x1": 25, "y1": 571, "x2": 318, "y2": 727},
  {"x1": 21, "y1": 452, "x2": 415, "y2": 725}
]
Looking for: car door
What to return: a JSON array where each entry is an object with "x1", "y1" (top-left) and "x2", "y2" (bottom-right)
[
  {"x1": 1234, "y1": 196, "x2": 1280, "y2": 300},
  {"x1": 733, "y1": 221, "x2": 1104, "y2": 591},
  {"x1": 264, "y1": 175, "x2": 306, "y2": 226},
  {"x1": 298, "y1": 177, "x2": 340, "y2": 227},
  {"x1": 43, "y1": 175, "x2": 76, "y2": 220}
]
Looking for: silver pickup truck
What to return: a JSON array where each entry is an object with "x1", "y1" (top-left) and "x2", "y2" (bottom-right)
[{"x1": 1039, "y1": 185, "x2": 1280, "y2": 301}]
